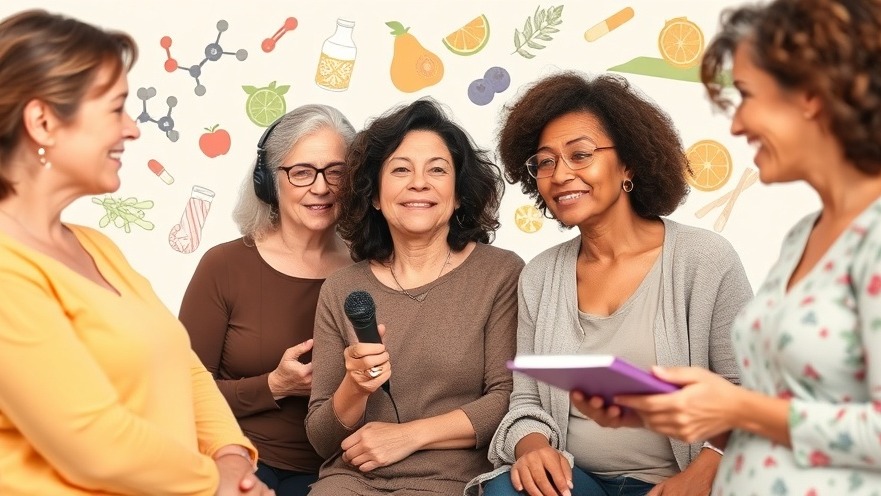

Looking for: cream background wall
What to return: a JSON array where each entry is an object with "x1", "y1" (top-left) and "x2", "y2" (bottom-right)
[{"x1": 1, "y1": 0, "x2": 818, "y2": 312}]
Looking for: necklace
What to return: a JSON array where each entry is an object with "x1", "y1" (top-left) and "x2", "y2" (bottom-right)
[{"x1": 388, "y1": 247, "x2": 452, "y2": 302}]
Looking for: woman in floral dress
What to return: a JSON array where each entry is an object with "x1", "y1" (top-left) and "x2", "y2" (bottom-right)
[{"x1": 588, "y1": 0, "x2": 881, "y2": 494}]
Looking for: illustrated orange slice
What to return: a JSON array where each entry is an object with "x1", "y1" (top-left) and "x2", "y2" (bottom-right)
[
  {"x1": 658, "y1": 17, "x2": 704, "y2": 69},
  {"x1": 514, "y1": 204, "x2": 544, "y2": 233},
  {"x1": 442, "y1": 14, "x2": 490, "y2": 56},
  {"x1": 686, "y1": 140, "x2": 732, "y2": 192}
]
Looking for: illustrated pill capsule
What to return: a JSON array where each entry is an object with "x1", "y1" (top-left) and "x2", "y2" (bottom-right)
[
  {"x1": 585, "y1": 7, "x2": 635, "y2": 42},
  {"x1": 148, "y1": 159, "x2": 174, "y2": 185}
]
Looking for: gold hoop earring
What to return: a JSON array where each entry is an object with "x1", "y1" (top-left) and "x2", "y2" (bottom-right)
[
  {"x1": 622, "y1": 179, "x2": 634, "y2": 192},
  {"x1": 37, "y1": 147, "x2": 52, "y2": 170}
]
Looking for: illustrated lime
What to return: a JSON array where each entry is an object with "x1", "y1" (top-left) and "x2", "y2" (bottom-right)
[{"x1": 242, "y1": 81, "x2": 289, "y2": 127}]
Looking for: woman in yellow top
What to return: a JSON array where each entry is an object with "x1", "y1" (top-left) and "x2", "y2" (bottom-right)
[{"x1": 0, "y1": 10, "x2": 272, "y2": 496}]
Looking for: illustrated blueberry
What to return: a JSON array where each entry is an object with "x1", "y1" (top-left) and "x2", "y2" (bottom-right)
[
  {"x1": 484, "y1": 66, "x2": 511, "y2": 93},
  {"x1": 468, "y1": 79, "x2": 494, "y2": 106}
]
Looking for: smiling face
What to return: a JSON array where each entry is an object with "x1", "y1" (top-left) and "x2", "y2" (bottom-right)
[
  {"x1": 730, "y1": 41, "x2": 821, "y2": 184},
  {"x1": 376, "y1": 130, "x2": 457, "y2": 242},
  {"x1": 275, "y1": 126, "x2": 348, "y2": 234},
  {"x1": 48, "y1": 63, "x2": 140, "y2": 195},
  {"x1": 534, "y1": 111, "x2": 631, "y2": 229}
]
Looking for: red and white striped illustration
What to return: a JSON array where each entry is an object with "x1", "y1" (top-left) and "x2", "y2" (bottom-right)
[{"x1": 169, "y1": 185, "x2": 215, "y2": 254}]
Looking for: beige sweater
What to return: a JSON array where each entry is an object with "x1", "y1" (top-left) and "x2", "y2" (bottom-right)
[{"x1": 306, "y1": 243, "x2": 524, "y2": 495}]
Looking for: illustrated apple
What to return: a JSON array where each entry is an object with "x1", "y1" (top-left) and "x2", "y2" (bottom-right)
[{"x1": 199, "y1": 124, "x2": 231, "y2": 158}]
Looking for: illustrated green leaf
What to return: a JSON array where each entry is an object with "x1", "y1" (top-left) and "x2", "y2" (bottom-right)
[
  {"x1": 242, "y1": 85, "x2": 257, "y2": 95},
  {"x1": 512, "y1": 4, "x2": 564, "y2": 58},
  {"x1": 133, "y1": 218, "x2": 155, "y2": 231},
  {"x1": 385, "y1": 21, "x2": 409, "y2": 36},
  {"x1": 276, "y1": 85, "x2": 290, "y2": 95},
  {"x1": 93, "y1": 195, "x2": 154, "y2": 233},
  {"x1": 534, "y1": 6, "x2": 546, "y2": 28},
  {"x1": 523, "y1": 18, "x2": 533, "y2": 39}
]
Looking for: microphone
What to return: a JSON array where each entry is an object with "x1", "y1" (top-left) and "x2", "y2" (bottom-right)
[{"x1": 343, "y1": 290, "x2": 389, "y2": 393}]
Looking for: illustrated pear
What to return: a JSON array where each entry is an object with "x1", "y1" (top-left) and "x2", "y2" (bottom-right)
[{"x1": 386, "y1": 21, "x2": 444, "y2": 93}]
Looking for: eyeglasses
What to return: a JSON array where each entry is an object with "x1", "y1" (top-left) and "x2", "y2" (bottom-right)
[
  {"x1": 277, "y1": 164, "x2": 346, "y2": 187},
  {"x1": 525, "y1": 143, "x2": 615, "y2": 179}
]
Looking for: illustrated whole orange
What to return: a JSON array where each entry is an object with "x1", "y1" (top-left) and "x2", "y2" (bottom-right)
[{"x1": 386, "y1": 21, "x2": 444, "y2": 93}]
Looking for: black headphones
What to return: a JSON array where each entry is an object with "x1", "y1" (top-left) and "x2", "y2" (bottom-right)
[{"x1": 253, "y1": 117, "x2": 284, "y2": 206}]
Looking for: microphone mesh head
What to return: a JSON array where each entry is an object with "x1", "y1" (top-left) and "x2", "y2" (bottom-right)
[{"x1": 344, "y1": 290, "x2": 375, "y2": 325}]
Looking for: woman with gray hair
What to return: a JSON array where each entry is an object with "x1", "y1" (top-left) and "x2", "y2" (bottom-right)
[{"x1": 180, "y1": 104, "x2": 356, "y2": 495}]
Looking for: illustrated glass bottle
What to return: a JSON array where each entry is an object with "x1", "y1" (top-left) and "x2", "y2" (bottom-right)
[{"x1": 315, "y1": 19, "x2": 357, "y2": 91}]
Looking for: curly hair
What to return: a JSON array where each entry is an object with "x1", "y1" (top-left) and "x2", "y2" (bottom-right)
[
  {"x1": 498, "y1": 72, "x2": 689, "y2": 221},
  {"x1": 702, "y1": 0, "x2": 881, "y2": 174},
  {"x1": 338, "y1": 98, "x2": 503, "y2": 262}
]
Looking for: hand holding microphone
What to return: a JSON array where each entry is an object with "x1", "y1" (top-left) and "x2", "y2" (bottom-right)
[{"x1": 344, "y1": 291, "x2": 391, "y2": 394}]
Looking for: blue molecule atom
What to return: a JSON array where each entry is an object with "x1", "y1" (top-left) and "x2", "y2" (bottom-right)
[
  {"x1": 136, "y1": 87, "x2": 179, "y2": 142},
  {"x1": 161, "y1": 20, "x2": 248, "y2": 96}
]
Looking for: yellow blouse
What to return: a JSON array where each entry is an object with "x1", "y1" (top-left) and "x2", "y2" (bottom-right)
[{"x1": 0, "y1": 225, "x2": 255, "y2": 495}]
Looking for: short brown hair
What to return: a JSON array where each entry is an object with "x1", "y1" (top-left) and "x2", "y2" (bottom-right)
[
  {"x1": 0, "y1": 9, "x2": 137, "y2": 199},
  {"x1": 338, "y1": 98, "x2": 503, "y2": 262},
  {"x1": 701, "y1": 0, "x2": 881, "y2": 174},
  {"x1": 498, "y1": 72, "x2": 689, "y2": 221}
]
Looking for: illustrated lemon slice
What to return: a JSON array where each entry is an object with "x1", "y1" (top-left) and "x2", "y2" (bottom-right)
[
  {"x1": 658, "y1": 17, "x2": 704, "y2": 69},
  {"x1": 442, "y1": 14, "x2": 490, "y2": 56},
  {"x1": 686, "y1": 140, "x2": 732, "y2": 192},
  {"x1": 247, "y1": 88, "x2": 286, "y2": 127},
  {"x1": 514, "y1": 204, "x2": 544, "y2": 233}
]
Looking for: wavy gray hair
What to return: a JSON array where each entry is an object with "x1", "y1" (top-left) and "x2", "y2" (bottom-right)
[{"x1": 233, "y1": 104, "x2": 356, "y2": 241}]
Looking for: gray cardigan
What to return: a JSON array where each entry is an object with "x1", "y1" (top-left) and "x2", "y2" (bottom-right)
[{"x1": 465, "y1": 219, "x2": 753, "y2": 494}]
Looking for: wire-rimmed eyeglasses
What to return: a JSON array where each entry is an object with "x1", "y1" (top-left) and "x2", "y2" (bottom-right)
[
  {"x1": 525, "y1": 144, "x2": 615, "y2": 179},
  {"x1": 277, "y1": 164, "x2": 346, "y2": 187}
]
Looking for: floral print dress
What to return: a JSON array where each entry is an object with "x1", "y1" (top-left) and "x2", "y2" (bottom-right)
[{"x1": 714, "y1": 199, "x2": 881, "y2": 496}]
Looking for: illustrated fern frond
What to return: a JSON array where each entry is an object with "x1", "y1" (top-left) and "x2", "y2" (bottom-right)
[{"x1": 513, "y1": 5, "x2": 564, "y2": 58}]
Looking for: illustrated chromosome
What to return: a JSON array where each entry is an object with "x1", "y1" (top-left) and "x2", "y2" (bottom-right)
[
  {"x1": 169, "y1": 186, "x2": 215, "y2": 254},
  {"x1": 161, "y1": 20, "x2": 248, "y2": 96},
  {"x1": 136, "y1": 87, "x2": 179, "y2": 142},
  {"x1": 262, "y1": 17, "x2": 298, "y2": 53}
]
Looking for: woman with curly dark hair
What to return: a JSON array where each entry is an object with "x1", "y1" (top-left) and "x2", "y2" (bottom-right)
[
  {"x1": 469, "y1": 72, "x2": 752, "y2": 496},
  {"x1": 305, "y1": 98, "x2": 524, "y2": 495},
  {"x1": 615, "y1": 1, "x2": 881, "y2": 494}
]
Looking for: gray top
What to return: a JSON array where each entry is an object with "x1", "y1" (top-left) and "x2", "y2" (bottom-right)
[
  {"x1": 465, "y1": 219, "x2": 753, "y2": 494},
  {"x1": 568, "y1": 254, "x2": 677, "y2": 483}
]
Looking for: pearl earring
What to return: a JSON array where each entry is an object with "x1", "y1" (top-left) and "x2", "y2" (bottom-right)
[{"x1": 37, "y1": 147, "x2": 52, "y2": 169}]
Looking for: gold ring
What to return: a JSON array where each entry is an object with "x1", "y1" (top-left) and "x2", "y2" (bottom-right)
[{"x1": 367, "y1": 366, "x2": 383, "y2": 378}]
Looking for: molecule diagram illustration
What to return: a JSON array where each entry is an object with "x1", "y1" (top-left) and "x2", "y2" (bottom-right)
[{"x1": 161, "y1": 20, "x2": 248, "y2": 96}]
